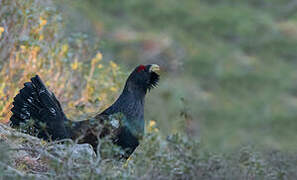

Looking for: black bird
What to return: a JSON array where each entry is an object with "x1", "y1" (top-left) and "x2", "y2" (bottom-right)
[{"x1": 10, "y1": 64, "x2": 160, "y2": 158}]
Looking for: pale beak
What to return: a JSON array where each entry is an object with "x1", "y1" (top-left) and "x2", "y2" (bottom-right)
[{"x1": 149, "y1": 64, "x2": 160, "y2": 74}]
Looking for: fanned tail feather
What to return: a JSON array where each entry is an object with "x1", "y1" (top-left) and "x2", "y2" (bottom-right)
[{"x1": 10, "y1": 75, "x2": 70, "y2": 140}]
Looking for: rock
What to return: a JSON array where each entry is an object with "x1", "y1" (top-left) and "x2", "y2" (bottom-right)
[{"x1": 48, "y1": 143, "x2": 96, "y2": 162}]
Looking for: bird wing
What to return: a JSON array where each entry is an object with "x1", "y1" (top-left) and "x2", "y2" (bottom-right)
[{"x1": 69, "y1": 113, "x2": 123, "y2": 150}]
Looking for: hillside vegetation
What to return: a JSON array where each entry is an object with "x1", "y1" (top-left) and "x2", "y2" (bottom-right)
[{"x1": 0, "y1": 0, "x2": 297, "y2": 179}]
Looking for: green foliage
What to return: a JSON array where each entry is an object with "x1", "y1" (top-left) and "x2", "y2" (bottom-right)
[{"x1": 63, "y1": 0, "x2": 297, "y2": 152}]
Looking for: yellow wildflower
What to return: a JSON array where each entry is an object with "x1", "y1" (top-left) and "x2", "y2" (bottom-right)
[
  {"x1": 87, "y1": 85, "x2": 95, "y2": 96},
  {"x1": 41, "y1": 140, "x2": 47, "y2": 146},
  {"x1": 61, "y1": 44, "x2": 68, "y2": 54},
  {"x1": 149, "y1": 120, "x2": 156, "y2": 128},
  {"x1": 147, "y1": 120, "x2": 159, "y2": 133},
  {"x1": 96, "y1": 52, "x2": 103, "y2": 61},
  {"x1": 97, "y1": 96, "x2": 102, "y2": 101},
  {"x1": 110, "y1": 87, "x2": 118, "y2": 92},
  {"x1": 45, "y1": 81, "x2": 51, "y2": 87},
  {"x1": 91, "y1": 52, "x2": 103, "y2": 66},
  {"x1": 0, "y1": 27, "x2": 4, "y2": 38},
  {"x1": 110, "y1": 61, "x2": 118, "y2": 69},
  {"x1": 39, "y1": 17, "x2": 47, "y2": 26},
  {"x1": 39, "y1": 34, "x2": 44, "y2": 40},
  {"x1": 68, "y1": 102, "x2": 74, "y2": 107},
  {"x1": 71, "y1": 60, "x2": 79, "y2": 70},
  {"x1": 97, "y1": 64, "x2": 103, "y2": 69}
]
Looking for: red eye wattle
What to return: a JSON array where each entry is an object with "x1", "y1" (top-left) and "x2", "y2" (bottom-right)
[{"x1": 137, "y1": 65, "x2": 145, "y2": 72}]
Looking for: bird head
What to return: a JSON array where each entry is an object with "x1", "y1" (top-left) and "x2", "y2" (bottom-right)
[{"x1": 125, "y1": 64, "x2": 160, "y2": 93}]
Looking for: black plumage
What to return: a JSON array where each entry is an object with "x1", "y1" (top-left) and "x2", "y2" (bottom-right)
[{"x1": 10, "y1": 64, "x2": 160, "y2": 158}]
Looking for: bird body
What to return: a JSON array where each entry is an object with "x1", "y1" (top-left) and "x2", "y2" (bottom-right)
[{"x1": 10, "y1": 64, "x2": 160, "y2": 158}]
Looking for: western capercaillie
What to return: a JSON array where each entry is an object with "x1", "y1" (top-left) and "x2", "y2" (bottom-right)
[{"x1": 10, "y1": 64, "x2": 160, "y2": 158}]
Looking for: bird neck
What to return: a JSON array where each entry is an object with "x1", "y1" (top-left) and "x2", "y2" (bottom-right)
[{"x1": 101, "y1": 83, "x2": 146, "y2": 138}]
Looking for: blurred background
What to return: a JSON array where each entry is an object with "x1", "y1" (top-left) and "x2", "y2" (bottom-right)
[{"x1": 1, "y1": 0, "x2": 297, "y2": 154}]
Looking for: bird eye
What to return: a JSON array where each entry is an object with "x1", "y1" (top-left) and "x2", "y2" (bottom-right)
[{"x1": 137, "y1": 65, "x2": 146, "y2": 72}]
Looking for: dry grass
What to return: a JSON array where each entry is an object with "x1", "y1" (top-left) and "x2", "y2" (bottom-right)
[{"x1": 0, "y1": 0, "x2": 125, "y2": 124}]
